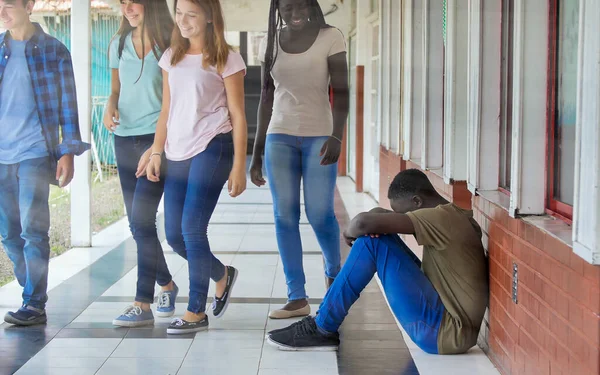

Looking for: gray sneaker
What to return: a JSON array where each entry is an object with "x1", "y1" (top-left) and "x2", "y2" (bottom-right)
[
  {"x1": 112, "y1": 306, "x2": 154, "y2": 327},
  {"x1": 167, "y1": 317, "x2": 208, "y2": 335}
]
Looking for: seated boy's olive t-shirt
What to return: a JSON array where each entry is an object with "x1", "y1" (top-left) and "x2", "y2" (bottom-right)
[{"x1": 406, "y1": 203, "x2": 489, "y2": 354}]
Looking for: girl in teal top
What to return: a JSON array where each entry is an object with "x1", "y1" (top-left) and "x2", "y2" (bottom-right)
[{"x1": 103, "y1": 0, "x2": 177, "y2": 328}]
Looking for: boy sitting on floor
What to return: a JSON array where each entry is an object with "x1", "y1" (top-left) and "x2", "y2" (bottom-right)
[{"x1": 267, "y1": 169, "x2": 489, "y2": 355}]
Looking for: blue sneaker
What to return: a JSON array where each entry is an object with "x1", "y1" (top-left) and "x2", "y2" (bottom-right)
[
  {"x1": 156, "y1": 282, "x2": 178, "y2": 317},
  {"x1": 112, "y1": 306, "x2": 154, "y2": 327},
  {"x1": 4, "y1": 305, "x2": 47, "y2": 326}
]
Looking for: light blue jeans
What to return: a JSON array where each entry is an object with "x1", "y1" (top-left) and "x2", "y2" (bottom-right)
[
  {"x1": 0, "y1": 157, "x2": 51, "y2": 309},
  {"x1": 265, "y1": 134, "x2": 341, "y2": 301}
]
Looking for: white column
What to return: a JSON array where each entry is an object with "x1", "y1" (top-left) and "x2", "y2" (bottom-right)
[
  {"x1": 421, "y1": 0, "x2": 444, "y2": 170},
  {"x1": 466, "y1": 0, "x2": 501, "y2": 193},
  {"x1": 443, "y1": 0, "x2": 469, "y2": 184},
  {"x1": 70, "y1": 2, "x2": 92, "y2": 247},
  {"x1": 508, "y1": 0, "x2": 548, "y2": 216},
  {"x1": 401, "y1": 0, "x2": 413, "y2": 160},
  {"x1": 573, "y1": 0, "x2": 600, "y2": 265}
]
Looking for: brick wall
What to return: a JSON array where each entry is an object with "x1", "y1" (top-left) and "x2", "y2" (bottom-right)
[
  {"x1": 474, "y1": 196, "x2": 600, "y2": 375},
  {"x1": 378, "y1": 147, "x2": 600, "y2": 375}
]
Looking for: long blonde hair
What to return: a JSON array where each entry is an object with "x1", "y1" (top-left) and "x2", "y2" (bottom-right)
[{"x1": 170, "y1": 0, "x2": 232, "y2": 73}]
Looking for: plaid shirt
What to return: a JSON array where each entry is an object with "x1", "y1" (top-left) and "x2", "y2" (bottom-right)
[{"x1": 0, "y1": 23, "x2": 90, "y2": 169}]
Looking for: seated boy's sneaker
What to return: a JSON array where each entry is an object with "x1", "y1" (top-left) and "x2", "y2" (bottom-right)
[
  {"x1": 212, "y1": 266, "x2": 238, "y2": 318},
  {"x1": 156, "y1": 283, "x2": 179, "y2": 317},
  {"x1": 4, "y1": 305, "x2": 47, "y2": 326},
  {"x1": 112, "y1": 306, "x2": 154, "y2": 327},
  {"x1": 267, "y1": 316, "x2": 340, "y2": 351},
  {"x1": 167, "y1": 316, "x2": 208, "y2": 335}
]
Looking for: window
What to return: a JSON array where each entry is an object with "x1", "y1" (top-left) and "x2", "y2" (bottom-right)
[
  {"x1": 499, "y1": 0, "x2": 514, "y2": 191},
  {"x1": 547, "y1": 0, "x2": 579, "y2": 219},
  {"x1": 370, "y1": 0, "x2": 379, "y2": 15},
  {"x1": 246, "y1": 31, "x2": 267, "y2": 67}
]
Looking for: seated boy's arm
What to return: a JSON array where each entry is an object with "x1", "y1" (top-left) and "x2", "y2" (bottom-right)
[
  {"x1": 368, "y1": 207, "x2": 394, "y2": 214},
  {"x1": 347, "y1": 212, "x2": 415, "y2": 239}
]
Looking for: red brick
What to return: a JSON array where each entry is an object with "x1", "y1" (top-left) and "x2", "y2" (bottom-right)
[
  {"x1": 549, "y1": 312, "x2": 569, "y2": 344},
  {"x1": 498, "y1": 302, "x2": 520, "y2": 343},
  {"x1": 501, "y1": 229, "x2": 514, "y2": 253},
  {"x1": 569, "y1": 252, "x2": 585, "y2": 275},
  {"x1": 569, "y1": 300, "x2": 584, "y2": 332},
  {"x1": 568, "y1": 273, "x2": 592, "y2": 308},
  {"x1": 541, "y1": 278, "x2": 558, "y2": 310},
  {"x1": 508, "y1": 216, "x2": 520, "y2": 235},
  {"x1": 521, "y1": 287, "x2": 541, "y2": 318},
  {"x1": 554, "y1": 290, "x2": 570, "y2": 321},
  {"x1": 567, "y1": 328, "x2": 592, "y2": 368},
  {"x1": 543, "y1": 234, "x2": 571, "y2": 267},
  {"x1": 554, "y1": 340, "x2": 571, "y2": 371},
  {"x1": 538, "y1": 350, "x2": 552, "y2": 375},
  {"x1": 516, "y1": 346, "x2": 527, "y2": 371},
  {"x1": 550, "y1": 363, "x2": 566, "y2": 375},
  {"x1": 588, "y1": 287, "x2": 600, "y2": 314},
  {"x1": 519, "y1": 220, "x2": 534, "y2": 244},
  {"x1": 551, "y1": 262, "x2": 571, "y2": 294},
  {"x1": 533, "y1": 273, "x2": 545, "y2": 298},
  {"x1": 582, "y1": 261, "x2": 600, "y2": 286},
  {"x1": 538, "y1": 302, "x2": 551, "y2": 326},
  {"x1": 519, "y1": 327, "x2": 540, "y2": 362},
  {"x1": 525, "y1": 355, "x2": 548, "y2": 375},
  {"x1": 582, "y1": 309, "x2": 600, "y2": 346},
  {"x1": 519, "y1": 264, "x2": 536, "y2": 290}
]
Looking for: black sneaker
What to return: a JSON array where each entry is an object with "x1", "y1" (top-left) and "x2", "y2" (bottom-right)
[
  {"x1": 212, "y1": 266, "x2": 238, "y2": 318},
  {"x1": 167, "y1": 317, "x2": 208, "y2": 335},
  {"x1": 4, "y1": 305, "x2": 47, "y2": 326},
  {"x1": 267, "y1": 316, "x2": 340, "y2": 351}
]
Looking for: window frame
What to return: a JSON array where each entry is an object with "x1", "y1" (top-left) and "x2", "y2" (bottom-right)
[{"x1": 545, "y1": 0, "x2": 574, "y2": 222}]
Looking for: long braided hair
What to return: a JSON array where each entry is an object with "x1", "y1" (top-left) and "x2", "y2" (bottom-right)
[{"x1": 263, "y1": 0, "x2": 332, "y2": 93}]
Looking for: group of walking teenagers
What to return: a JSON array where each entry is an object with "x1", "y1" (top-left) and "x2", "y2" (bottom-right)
[{"x1": 1, "y1": 0, "x2": 489, "y2": 355}]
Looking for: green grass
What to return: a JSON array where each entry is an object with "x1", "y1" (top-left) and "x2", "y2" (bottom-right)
[{"x1": 0, "y1": 275, "x2": 14, "y2": 287}]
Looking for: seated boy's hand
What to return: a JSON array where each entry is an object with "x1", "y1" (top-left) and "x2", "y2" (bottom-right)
[{"x1": 342, "y1": 229, "x2": 356, "y2": 247}]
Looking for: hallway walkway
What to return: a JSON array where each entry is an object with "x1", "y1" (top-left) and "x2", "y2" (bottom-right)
[{"x1": 0, "y1": 177, "x2": 498, "y2": 375}]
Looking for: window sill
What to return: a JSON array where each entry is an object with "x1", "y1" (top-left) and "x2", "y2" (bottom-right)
[
  {"x1": 478, "y1": 190, "x2": 573, "y2": 248},
  {"x1": 478, "y1": 190, "x2": 511, "y2": 212}
]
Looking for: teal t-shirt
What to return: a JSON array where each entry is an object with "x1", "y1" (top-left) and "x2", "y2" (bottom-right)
[{"x1": 109, "y1": 33, "x2": 163, "y2": 137}]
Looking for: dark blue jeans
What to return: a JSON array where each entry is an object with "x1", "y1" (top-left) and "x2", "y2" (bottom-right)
[
  {"x1": 0, "y1": 157, "x2": 51, "y2": 309},
  {"x1": 315, "y1": 235, "x2": 445, "y2": 354},
  {"x1": 164, "y1": 132, "x2": 233, "y2": 314},
  {"x1": 265, "y1": 134, "x2": 341, "y2": 301},
  {"x1": 114, "y1": 134, "x2": 172, "y2": 304}
]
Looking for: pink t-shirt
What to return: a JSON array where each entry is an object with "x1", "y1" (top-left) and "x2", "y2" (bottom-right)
[{"x1": 158, "y1": 49, "x2": 246, "y2": 161}]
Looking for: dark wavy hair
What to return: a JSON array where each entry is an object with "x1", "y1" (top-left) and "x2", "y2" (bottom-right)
[
  {"x1": 263, "y1": 0, "x2": 331, "y2": 93},
  {"x1": 110, "y1": 0, "x2": 174, "y2": 83}
]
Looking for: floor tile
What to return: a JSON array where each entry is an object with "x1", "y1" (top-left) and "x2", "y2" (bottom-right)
[
  {"x1": 15, "y1": 367, "x2": 100, "y2": 375},
  {"x1": 260, "y1": 341, "x2": 337, "y2": 369},
  {"x1": 19, "y1": 356, "x2": 107, "y2": 369},
  {"x1": 177, "y1": 366, "x2": 259, "y2": 375},
  {"x1": 44, "y1": 338, "x2": 122, "y2": 349},
  {"x1": 111, "y1": 338, "x2": 192, "y2": 358},
  {"x1": 34, "y1": 345, "x2": 116, "y2": 359},
  {"x1": 207, "y1": 303, "x2": 269, "y2": 330},
  {"x1": 259, "y1": 369, "x2": 338, "y2": 375},
  {"x1": 96, "y1": 357, "x2": 183, "y2": 375}
]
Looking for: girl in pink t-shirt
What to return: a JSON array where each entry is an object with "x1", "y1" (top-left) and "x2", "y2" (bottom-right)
[{"x1": 146, "y1": 0, "x2": 248, "y2": 335}]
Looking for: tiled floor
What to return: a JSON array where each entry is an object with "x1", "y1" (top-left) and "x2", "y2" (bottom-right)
[{"x1": 0, "y1": 176, "x2": 499, "y2": 375}]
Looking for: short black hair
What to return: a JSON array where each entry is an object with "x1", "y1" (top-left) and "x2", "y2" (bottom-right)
[{"x1": 387, "y1": 169, "x2": 438, "y2": 201}]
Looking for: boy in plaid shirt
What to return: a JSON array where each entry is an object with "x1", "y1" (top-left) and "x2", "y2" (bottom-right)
[{"x1": 0, "y1": 0, "x2": 89, "y2": 326}]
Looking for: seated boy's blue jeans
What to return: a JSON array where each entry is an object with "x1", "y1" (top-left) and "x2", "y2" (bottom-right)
[
  {"x1": 315, "y1": 235, "x2": 445, "y2": 354},
  {"x1": 0, "y1": 157, "x2": 51, "y2": 310}
]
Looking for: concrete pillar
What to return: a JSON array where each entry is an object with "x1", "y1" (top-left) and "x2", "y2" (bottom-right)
[{"x1": 70, "y1": 1, "x2": 92, "y2": 247}]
